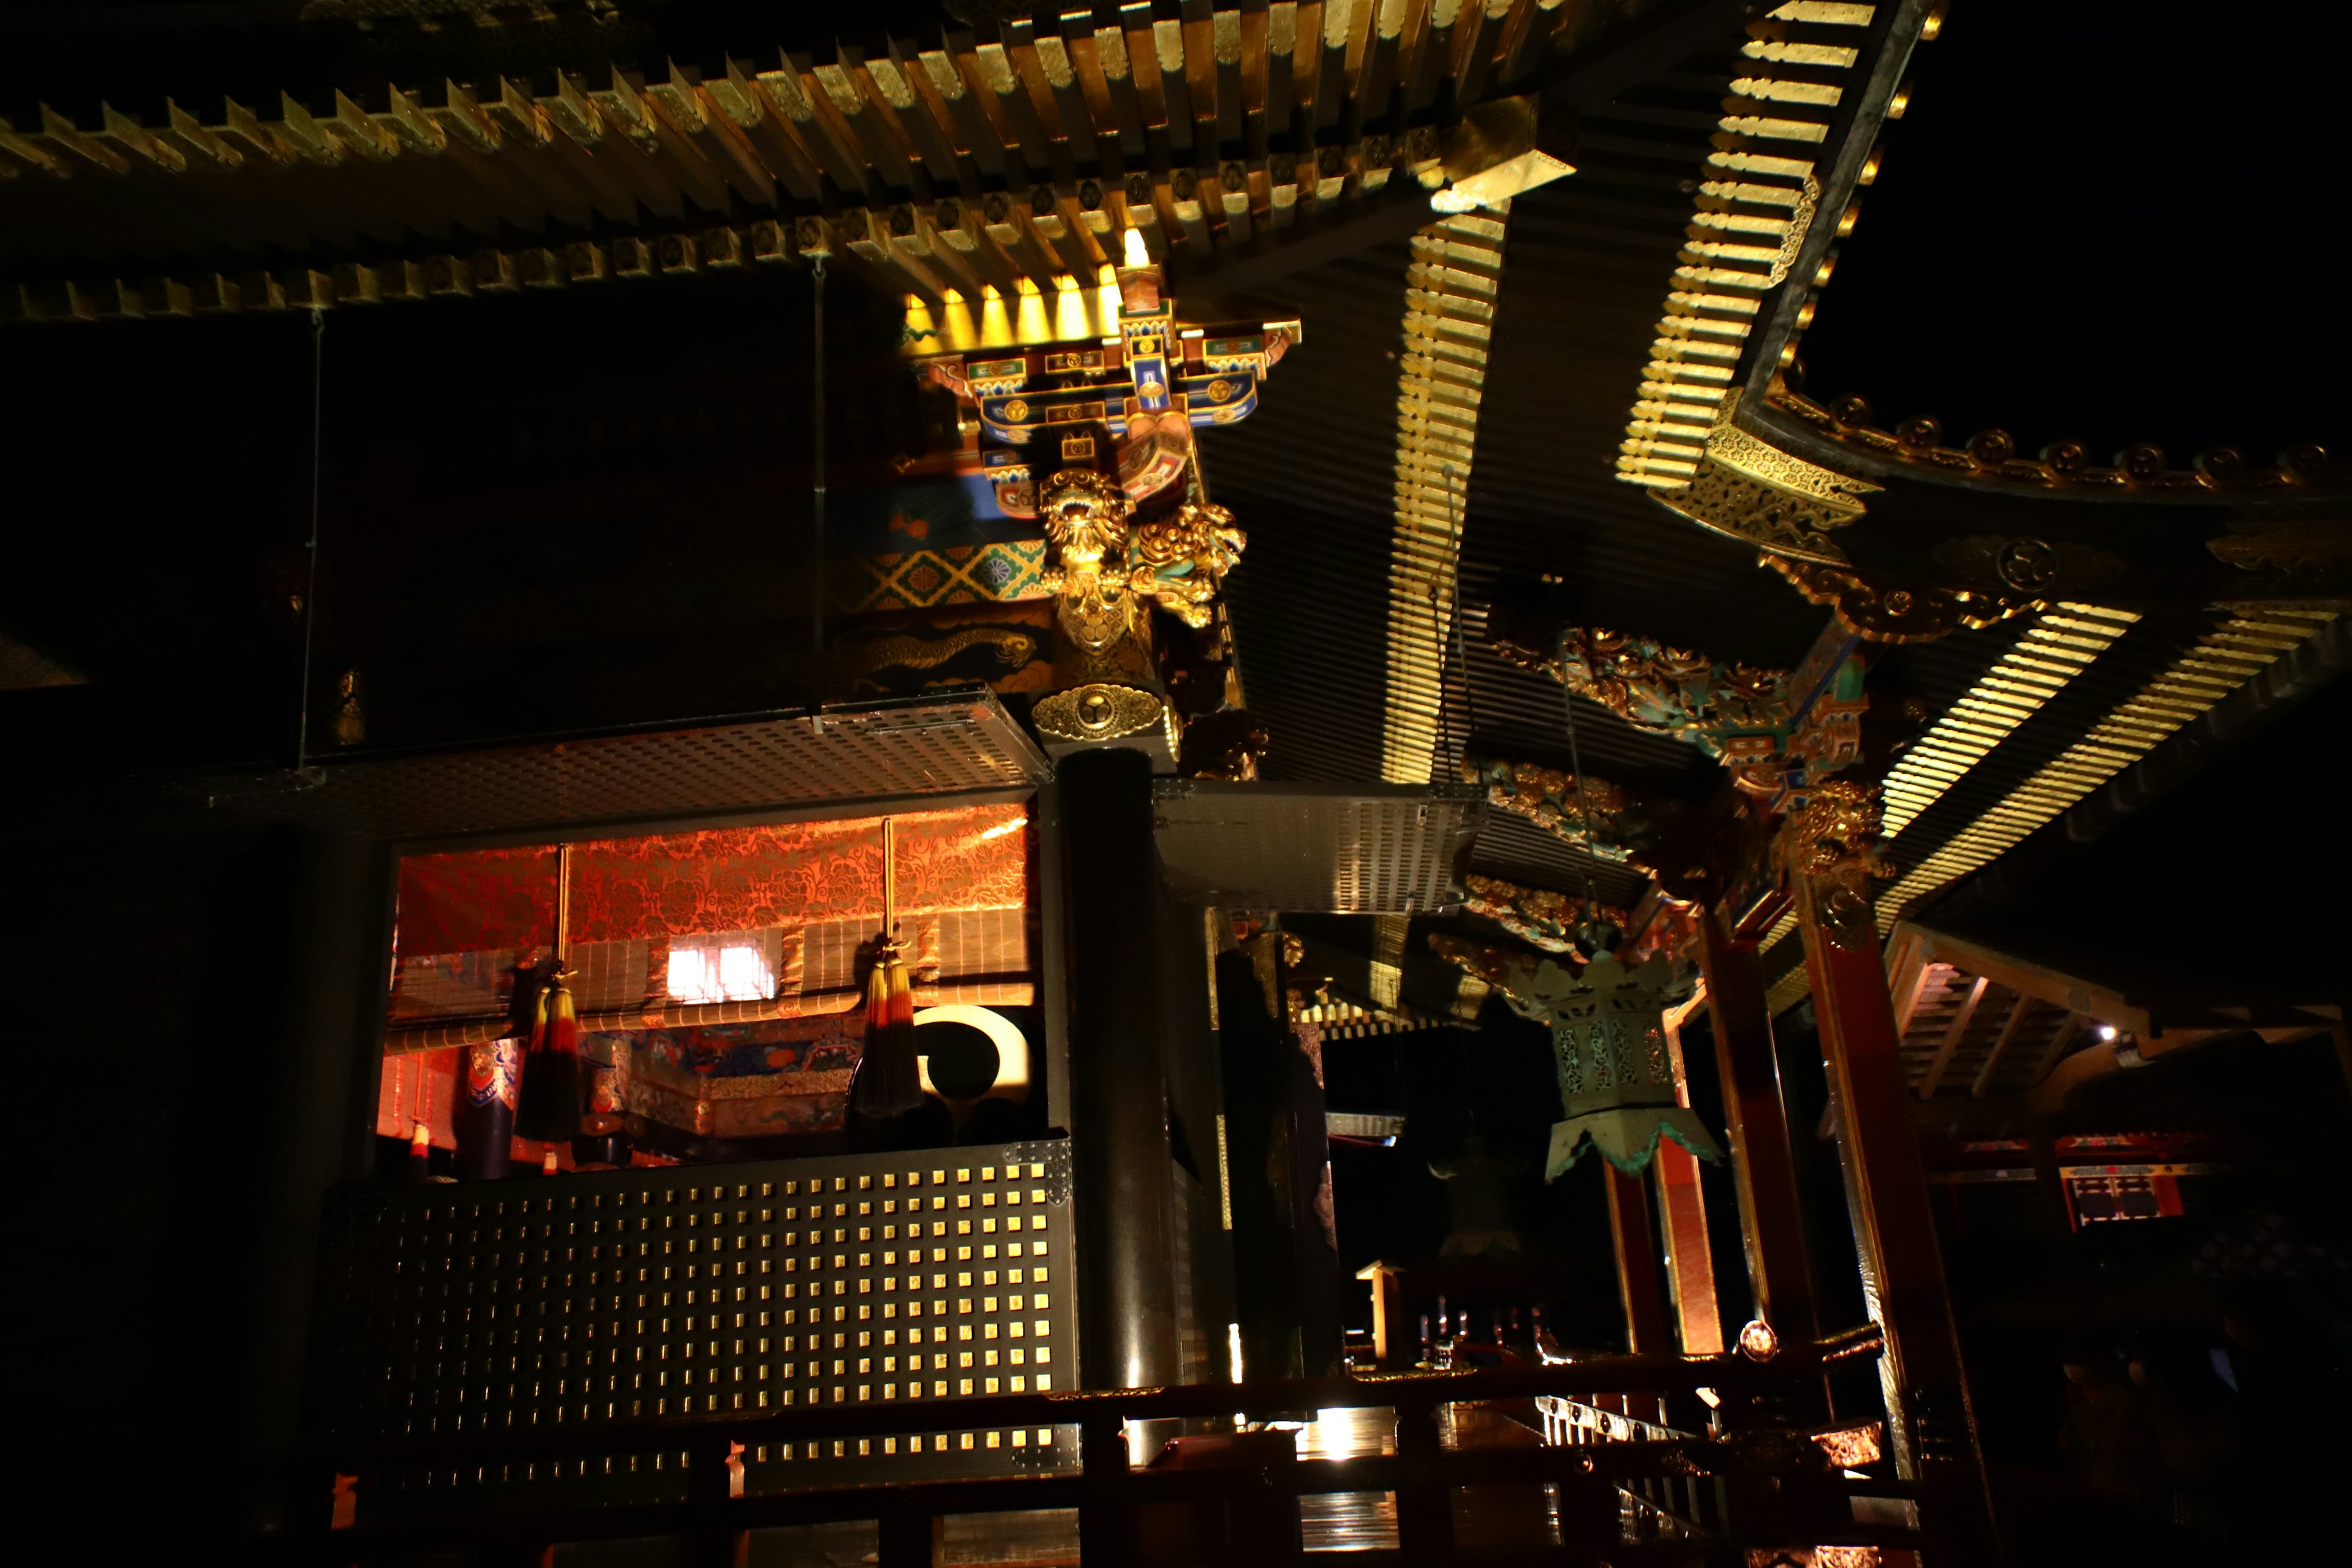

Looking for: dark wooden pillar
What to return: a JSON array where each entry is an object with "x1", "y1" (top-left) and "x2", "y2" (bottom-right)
[
  {"x1": 1695, "y1": 908, "x2": 1820, "y2": 1352},
  {"x1": 1218, "y1": 936, "x2": 1344, "y2": 1381},
  {"x1": 244, "y1": 829, "x2": 388, "y2": 1536},
  {"x1": 1792, "y1": 869, "x2": 1998, "y2": 1556},
  {"x1": 1604, "y1": 1166, "x2": 1672, "y2": 1356},
  {"x1": 1063, "y1": 747, "x2": 1181, "y2": 1392}
]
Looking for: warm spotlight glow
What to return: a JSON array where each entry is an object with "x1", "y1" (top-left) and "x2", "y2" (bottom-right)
[
  {"x1": 902, "y1": 292, "x2": 938, "y2": 347},
  {"x1": 2097, "y1": 1024, "x2": 2117, "y2": 1041},
  {"x1": 978, "y1": 284, "x2": 1012, "y2": 347},
  {"x1": 1227, "y1": 1322, "x2": 1245, "y2": 1384},
  {"x1": 941, "y1": 289, "x2": 978, "y2": 351},
  {"x1": 1014, "y1": 276, "x2": 1049, "y2": 344},
  {"x1": 1052, "y1": 274, "x2": 1089, "y2": 340},
  {"x1": 1122, "y1": 227, "x2": 1149, "y2": 268}
]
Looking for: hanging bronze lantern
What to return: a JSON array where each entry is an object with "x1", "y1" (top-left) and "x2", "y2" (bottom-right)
[{"x1": 1492, "y1": 949, "x2": 1725, "y2": 1179}]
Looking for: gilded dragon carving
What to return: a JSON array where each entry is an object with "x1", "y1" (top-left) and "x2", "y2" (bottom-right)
[
  {"x1": 1461, "y1": 757, "x2": 1634, "y2": 859},
  {"x1": 1763, "y1": 555, "x2": 2041, "y2": 644},
  {"x1": 1460, "y1": 875, "x2": 1631, "y2": 953},
  {"x1": 1037, "y1": 468, "x2": 1137, "y2": 655},
  {"x1": 1130, "y1": 501, "x2": 1246, "y2": 627},
  {"x1": 1780, "y1": 778, "x2": 1894, "y2": 950},
  {"x1": 1036, "y1": 471, "x2": 1251, "y2": 649}
]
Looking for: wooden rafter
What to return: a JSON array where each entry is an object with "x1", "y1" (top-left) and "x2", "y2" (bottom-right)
[
  {"x1": 1915, "y1": 973, "x2": 1987, "y2": 1100},
  {"x1": 0, "y1": 1, "x2": 1675, "y2": 325},
  {"x1": 1967, "y1": 989, "x2": 2033, "y2": 1099}
]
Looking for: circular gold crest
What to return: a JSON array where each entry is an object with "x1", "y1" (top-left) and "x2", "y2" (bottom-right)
[
  {"x1": 1001, "y1": 398, "x2": 1030, "y2": 422},
  {"x1": 1206, "y1": 377, "x2": 1235, "y2": 402}
]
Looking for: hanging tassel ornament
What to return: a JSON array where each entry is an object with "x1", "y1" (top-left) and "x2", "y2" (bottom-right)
[
  {"x1": 851, "y1": 819, "x2": 922, "y2": 1117},
  {"x1": 517, "y1": 963, "x2": 584, "y2": 1142},
  {"x1": 851, "y1": 940, "x2": 920, "y2": 1117},
  {"x1": 516, "y1": 843, "x2": 585, "y2": 1144}
]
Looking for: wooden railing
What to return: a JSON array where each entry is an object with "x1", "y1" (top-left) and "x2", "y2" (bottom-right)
[{"x1": 301, "y1": 1348, "x2": 1926, "y2": 1565}]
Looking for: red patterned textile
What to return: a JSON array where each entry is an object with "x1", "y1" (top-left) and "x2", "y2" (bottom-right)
[
  {"x1": 376, "y1": 1047, "x2": 460, "y2": 1148},
  {"x1": 396, "y1": 845, "x2": 558, "y2": 957},
  {"x1": 394, "y1": 803, "x2": 1031, "y2": 958}
]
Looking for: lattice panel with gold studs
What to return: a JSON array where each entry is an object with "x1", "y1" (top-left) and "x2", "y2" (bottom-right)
[{"x1": 315, "y1": 1139, "x2": 1077, "y2": 1516}]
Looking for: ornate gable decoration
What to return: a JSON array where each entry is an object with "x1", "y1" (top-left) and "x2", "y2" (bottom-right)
[{"x1": 1652, "y1": 392, "x2": 1881, "y2": 565}]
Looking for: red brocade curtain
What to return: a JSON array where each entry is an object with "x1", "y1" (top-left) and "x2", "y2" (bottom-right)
[
  {"x1": 394, "y1": 802, "x2": 1031, "y2": 965},
  {"x1": 394, "y1": 844, "x2": 559, "y2": 959}
]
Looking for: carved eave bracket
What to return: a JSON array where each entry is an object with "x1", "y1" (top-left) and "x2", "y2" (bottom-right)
[
  {"x1": 1459, "y1": 875, "x2": 1632, "y2": 954},
  {"x1": 1458, "y1": 873, "x2": 1699, "y2": 963},
  {"x1": 1485, "y1": 610, "x2": 1870, "y2": 807},
  {"x1": 1774, "y1": 778, "x2": 1896, "y2": 955}
]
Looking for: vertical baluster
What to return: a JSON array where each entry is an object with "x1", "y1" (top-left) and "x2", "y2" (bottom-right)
[
  {"x1": 1392, "y1": 1398, "x2": 1453, "y2": 1562},
  {"x1": 878, "y1": 1504, "x2": 943, "y2": 1567},
  {"x1": 1079, "y1": 1408, "x2": 1136, "y2": 1562},
  {"x1": 681, "y1": 1434, "x2": 747, "y2": 1568}
]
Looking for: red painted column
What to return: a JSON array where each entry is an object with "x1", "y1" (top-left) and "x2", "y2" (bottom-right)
[
  {"x1": 1695, "y1": 909, "x2": 1820, "y2": 1355},
  {"x1": 1659, "y1": 999, "x2": 1724, "y2": 1355},
  {"x1": 1604, "y1": 1164, "x2": 1673, "y2": 1357},
  {"x1": 1792, "y1": 847, "x2": 1999, "y2": 1559},
  {"x1": 1653, "y1": 1140, "x2": 1724, "y2": 1355}
]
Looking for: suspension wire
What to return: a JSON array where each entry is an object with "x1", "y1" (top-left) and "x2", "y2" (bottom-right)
[
  {"x1": 1447, "y1": 470, "x2": 1477, "y2": 764},
  {"x1": 1427, "y1": 468, "x2": 1478, "y2": 782},
  {"x1": 294, "y1": 305, "x2": 326, "y2": 773},
  {"x1": 810, "y1": 255, "x2": 828, "y2": 671},
  {"x1": 1428, "y1": 575, "x2": 1452, "y2": 779},
  {"x1": 1556, "y1": 625, "x2": 1604, "y2": 922}
]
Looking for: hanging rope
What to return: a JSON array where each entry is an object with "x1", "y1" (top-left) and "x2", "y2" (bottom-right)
[
  {"x1": 1427, "y1": 576, "x2": 1452, "y2": 778},
  {"x1": 1556, "y1": 625, "x2": 1608, "y2": 943},
  {"x1": 810, "y1": 254, "x2": 828, "y2": 668},
  {"x1": 1447, "y1": 470, "x2": 1477, "y2": 766},
  {"x1": 853, "y1": 815, "x2": 922, "y2": 1117},
  {"x1": 1427, "y1": 469, "x2": 1478, "y2": 782},
  {"x1": 294, "y1": 305, "x2": 326, "y2": 772}
]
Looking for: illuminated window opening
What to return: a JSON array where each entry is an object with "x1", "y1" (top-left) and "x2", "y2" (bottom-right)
[{"x1": 666, "y1": 932, "x2": 778, "y2": 1004}]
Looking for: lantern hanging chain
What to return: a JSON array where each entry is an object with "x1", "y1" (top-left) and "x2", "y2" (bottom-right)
[
  {"x1": 810, "y1": 254, "x2": 828, "y2": 669},
  {"x1": 294, "y1": 305, "x2": 326, "y2": 774},
  {"x1": 1556, "y1": 626, "x2": 1604, "y2": 924}
]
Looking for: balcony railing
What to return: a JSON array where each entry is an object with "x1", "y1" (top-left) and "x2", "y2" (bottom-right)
[{"x1": 303, "y1": 1352, "x2": 1921, "y2": 1565}]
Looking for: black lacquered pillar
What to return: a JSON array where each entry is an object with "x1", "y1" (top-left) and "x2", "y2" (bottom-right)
[{"x1": 1060, "y1": 747, "x2": 1181, "y2": 1393}]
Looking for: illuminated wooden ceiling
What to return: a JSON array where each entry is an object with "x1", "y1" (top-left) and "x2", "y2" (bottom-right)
[
  {"x1": 0, "y1": 0, "x2": 1679, "y2": 317},
  {"x1": 2, "y1": 2, "x2": 2345, "y2": 1022}
]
